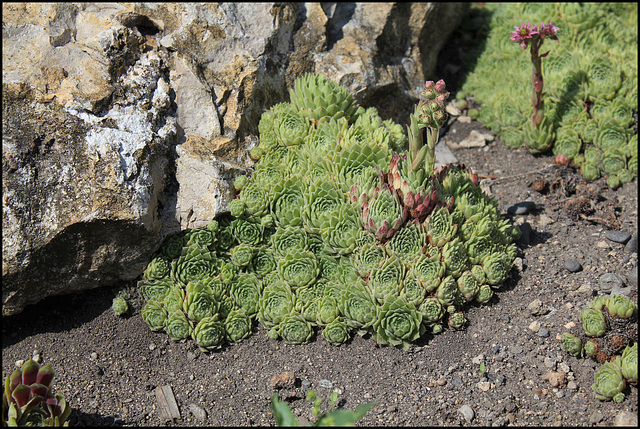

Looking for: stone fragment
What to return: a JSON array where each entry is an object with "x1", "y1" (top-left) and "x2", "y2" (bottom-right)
[
  {"x1": 270, "y1": 372, "x2": 296, "y2": 390},
  {"x1": 604, "y1": 230, "x2": 631, "y2": 244},
  {"x1": 564, "y1": 259, "x2": 583, "y2": 272}
]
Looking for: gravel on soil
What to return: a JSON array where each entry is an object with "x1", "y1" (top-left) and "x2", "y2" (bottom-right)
[{"x1": 2, "y1": 113, "x2": 637, "y2": 427}]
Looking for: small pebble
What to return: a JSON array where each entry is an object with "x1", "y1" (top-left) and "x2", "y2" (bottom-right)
[
  {"x1": 506, "y1": 201, "x2": 535, "y2": 215},
  {"x1": 537, "y1": 327, "x2": 550, "y2": 338},
  {"x1": 627, "y1": 266, "x2": 637, "y2": 286},
  {"x1": 518, "y1": 222, "x2": 532, "y2": 246},
  {"x1": 452, "y1": 376, "x2": 463, "y2": 387},
  {"x1": 564, "y1": 259, "x2": 582, "y2": 273},
  {"x1": 527, "y1": 299, "x2": 547, "y2": 316},
  {"x1": 90, "y1": 352, "x2": 98, "y2": 360},
  {"x1": 458, "y1": 405, "x2": 474, "y2": 423},
  {"x1": 604, "y1": 230, "x2": 631, "y2": 244},
  {"x1": 589, "y1": 411, "x2": 604, "y2": 424},
  {"x1": 188, "y1": 403, "x2": 207, "y2": 422},
  {"x1": 528, "y1": 321, "x2": 541, "y2": 332},
  {"x1": 301, "y1": 380, "x2": 311, "y2": 388},
  {"x1": 270, "y1": 372, "x2": 296, "y2": 390},
  {"x1": 598, "y1": 273, "x2": 624, "y2": 293},
  {"x1": 15, "y1": 360, "x2": 24, "y2": 368},
  {"x1": 614, "y1": 410, "x2": 638, "y2": 427},
  {"x1": 318, "y1": 379, "x2": 333, "y2": 389},
  {"x1": 623, "y1": 234, "x2": 637, "y2": 254}
]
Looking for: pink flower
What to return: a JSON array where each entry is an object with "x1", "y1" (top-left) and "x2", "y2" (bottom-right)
[
  {"x1": 510, "y1": 21, "x2": 538, "y2": 49},
  {"x1": 435, "y1": 79, "x2": 446, "y2": 93},
  {"x1": 538, "y1": 21, "x2": 560, "y2": 40}
]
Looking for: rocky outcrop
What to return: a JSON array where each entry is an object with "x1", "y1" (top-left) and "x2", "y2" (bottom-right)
[{"x1": 2, "y1": 2, "x2": 468, "y2": 316}]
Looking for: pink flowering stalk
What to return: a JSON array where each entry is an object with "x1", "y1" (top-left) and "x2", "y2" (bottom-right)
[{"x1": 510, "y1": 21, "x2": 560, "y2": 130}]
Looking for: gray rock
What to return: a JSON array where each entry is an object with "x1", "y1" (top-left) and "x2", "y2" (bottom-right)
[
  {"x1": 598, "y1": 273, "x2": 625, "y2": 293},
  {"x1": 518, "y1": 222, "x2": 533, "y2": 246},
  {"x1": 624, "y1": 233, "x2": 638, "y2": 254},
  {"x1": 188, "y1": 403, "x2": 207, "y2": 423},
  {"x1": 564, "y1": 259, "x2": 583, "y2": 272},
  {"x1": 627, "y1": 266, "x2": 638, "y2": 286},
  {"x1": 614, "y1": 410, "x2": 638, "y2": 427},
  {"x1": 537, "y1": 327, "x2": 550, "y2": 338},
  {"x1": 604, "y1": 230, "x2": 632, "y2": 244},
  {"x1": 506, "y1": 201, "x2": 536, "y2": 215},
  {"x1": 457, "y1": 405, "x2": 474, "y2": 423}
]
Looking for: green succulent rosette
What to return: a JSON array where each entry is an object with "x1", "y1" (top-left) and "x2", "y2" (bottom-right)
[
  {"x1": 580, "y1": 307, "x2": 607, "y2": 337},
  {"x1": 400, "y1": 273, "x2": 427, "y2": 307},
  {"x1": 482, "y1": 251, "x2": 512, "y2": 286},
  {"x1": 230, "y1": 243, "x2": 255, "y2": 269},
  {"x1": 319, "y1": 203, "x2": 363, "y2": 255},
  {"x1": 387, "y1": 219, "x2": 425, "y2": 264},
  {"x1": 474, "y1": 284, "x2": 494, "y2": 304},
  {"x1": 368, "y1": 255, "x2": 405, "y2": 303},
  {"x1": 186, "y1": 227, "x2": 217, "y2": 249},
  {"x1": 322, "y1": 317, "x2": 352, "y2": 345},
  {"x1": 523, "y1": 118, "x2": 556, "y2": 155},
  {"x1": 552, "y1": 128, "x2": 582, "y2": 159},
  {"x1": 561, "y1": 332, "x2": 584, "y2": 357},
  {"x1": 619, "y1": 343, "x2": 637, "y2": 382},
  {"x1": 184, "y1": 280, "x2": 218, "y2": 322},
  {"x1": 352, "y1": 242, "x2": 387, "y2": 277},
  {"x1": 372, "y1": 295, "x2": 425, "y2": 350},
  {"x1": 141, "y1": 300, "x2": 168, "y2": 331},
  {"x1": 193, "y1": 315, "x2": 227, "y2": 351},
  {"x1": 339, "y1": 280, "x2": 378, "y2": 334},
  {"x1": 143, "y1": 256, "x2": 171, "y2": 281},
  {"x1": 448, "y1": 312, "x2": 467, "y2": 330},
  {"x1": 232, "y1": 218, "x2": 263, "y2": 246},
  {"x1": 250, "y1": 246, "x2": 277, "y2": 278},
  {"x1": 258, "y1": 280, "x2": 296, "y2": 329},
  {"x1": 583, "y1": 339, "x2": 599, "y2": 357},
  {"x1": 252, "y1": 159, "x2": 287, "y2": 188},
  {"x1": 229, "y1": 273, "x2": 262, "y2": 317},
  {"x1": 276, "y1": 313, "x2": 314, "y2": 345},
  {"x1": 457, "y1": 271, "x2": 480, "y2": 302},
  {"x1": 591, "y1": 361, "x2": 626, "y2": 402},
  {"x1": 163, "y1": 284, "x2": 186, "y2": 313},
  {"x1": 595, "y1": 119, "x2": 630, "y2": 152},
  {"x1": 442, "y1": 238, "x2": 471, "y2": 279},
  {"x1": 422, "y1": 207, "x2": 458, "y2": 248},
  {"x1": 316, "y1": 295, "x2": 341, "y2": 326},
  {"x1": 277, "y1": 249, "x2": 320, "y2": 290},
  {"x1": 270, "y1": 226, "x2": 309, "y2": 257},
  {"x1": 465, "y1": 235, "x2": 496, "y2": 266},
  {"x1": 238, "y1": 181, "x2": 271, "y2": 217},
  {"x1": 411, "y1": 253, "x2": 445, "y2": 292},
  {"x1": 302, "y1": 179, "x2": 346, "y2": 235},
  {"x1": 289, "y1": 73, "x2": 362, "y2": 124},
  {"x1": 165, "y1": 310, "x2": 194, "y2": 342},
  {"x1": 331, "y1": 138, "x2": 391, "y2": 193},
  {"x1": 139, "y1": 278, "x2": 174, "y2": 302},
  {"x1": 436, "y1": 275, "x2": 462, "y2": 308},
  {"x1": 588, "y1": 296, "x2": 610, "y2": 312},
  {"x1": 224, "y1": 309, "x2": 253, "y2": 343},
  {"x1": 605, "y1": 294, "x2": 637, "y2": 319},
  {"x1": 161, "y1": 234, "x2": 187, "y2": 260},
  {"x1": 418, "y1": 297, "x2": 445, "y2": 326},
  {"x1": 362, "y1": 184, "x2": 408, "y2": 241},
  {"x1": 271, "y1": 175, "x2": 306, "y2": 227},
  {"x1": 112, "y1": 296, "x2": 129, "y2": 316},
  {"x1": 170, "y1": 244, "x2": 218, "y2": 286},
  {"x1": 580, "y1": 161, "x2": 601, "y2": 182}
]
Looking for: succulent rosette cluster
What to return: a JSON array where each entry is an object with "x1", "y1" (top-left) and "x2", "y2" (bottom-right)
[
  {"x1": 457, "y1": 3, "x2": 637, "y2": 189},
  {"x1": 138, "y1": 74, "x2": 521, "y2": 351},
  {"x1": 2, "y1": 360, "x2": 71, "y2": 427},
  {"x1": 560, "y1": 295, "x2": 638, "y2": 402}
]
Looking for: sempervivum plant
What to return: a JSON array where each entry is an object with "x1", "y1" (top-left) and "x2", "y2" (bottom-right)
[
  {"x1": 2, "y1": 360, "x2": 72, "y2": 427},
  {"x1": 289, "y1": 73, "x2": 362, "y2": 124},
  {"x1": 619, "y1": 343, "x2": 637, "y2": 384},
  {"x1": 136, "y1": 74, "x2": 522, "y2": 352},
  {"x1": 591, "y1": 361, "x2": 626, "y2": 402},
  {"x1": 372, "y1": 295, "x2": 425, "y2": 350},
  {"x1": 362, "y1": 184, "x2": 408, "y2": 241}
]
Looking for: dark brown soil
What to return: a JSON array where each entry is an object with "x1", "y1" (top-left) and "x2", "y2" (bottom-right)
[{"x1": 2, "y1": 110, "x2": 637, "y2": 426}]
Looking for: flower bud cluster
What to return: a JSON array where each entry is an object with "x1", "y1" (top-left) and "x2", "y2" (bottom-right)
[{"x1": 417, "y1": 80, "x2": 450, "y2": 129}]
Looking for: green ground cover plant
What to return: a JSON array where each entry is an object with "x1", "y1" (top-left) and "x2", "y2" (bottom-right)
[
  {"x1": 457, "y1": 3, "x2": 637, "y2": 189},
  {"x1": 137, "y1": 73, "x2": 522, "y2": 353}
]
